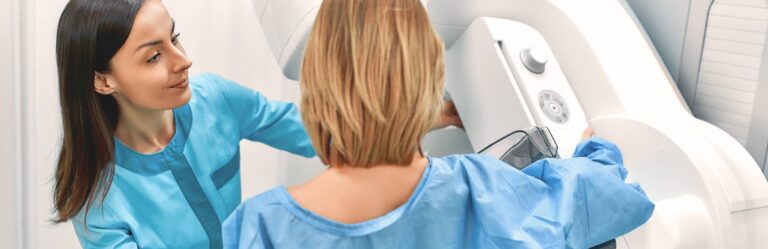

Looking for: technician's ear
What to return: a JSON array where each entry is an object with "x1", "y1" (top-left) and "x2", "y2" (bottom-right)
[{"x1": 93, "y1": 72, "x2": 115, "y2": 95}]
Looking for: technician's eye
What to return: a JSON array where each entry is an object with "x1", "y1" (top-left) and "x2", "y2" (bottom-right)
[
  {"x1": 171, "y1": 33, "x2": 181, "y2": 45},
  {"x1": 147, "y1": 53, "x2": 161, "y2": 63}
]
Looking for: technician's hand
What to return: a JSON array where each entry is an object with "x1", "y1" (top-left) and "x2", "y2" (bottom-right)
[
  {"x1": 581, "y1": 127, "x2": 595, "y2": 141},
  {"x1": 432, "y1": 100, "x2": 464, "y2": 130}
]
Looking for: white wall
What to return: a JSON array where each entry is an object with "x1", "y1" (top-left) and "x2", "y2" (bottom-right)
[
  {"x1": 163, "y1": 0, "x2": 298, "y2": 198},
  {"x1": 2, "y1": 0, "x2": 313, "y2": 248},
  {"x1": 0, "y1": 0, "x2": 22, "y2": 247},
  {"x1": 19, "y1": 0, "x2": 71, "y2": 247}
]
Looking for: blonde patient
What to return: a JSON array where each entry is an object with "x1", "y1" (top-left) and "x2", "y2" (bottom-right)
[
  {"x1": 290, "y1": 0, "x2": 446, "y2": 223},
  {"x1": 222, "y1": 0, "x2": 654, "y2": 248}
]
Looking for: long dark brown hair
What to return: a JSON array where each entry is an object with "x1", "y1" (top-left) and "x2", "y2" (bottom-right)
[{"x1": 53, "y1": 0, "x2": 144, "y2": 223}]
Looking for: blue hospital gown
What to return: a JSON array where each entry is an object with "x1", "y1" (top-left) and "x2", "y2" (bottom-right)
[
  {"x1": 222, "y1": 137, "x2": 654, "y2": 248},
  {"x1": 72, "y1": 73, "x2": 315, "y2": 249}
]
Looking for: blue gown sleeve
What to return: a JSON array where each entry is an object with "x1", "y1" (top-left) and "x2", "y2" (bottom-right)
[
  {"x1": 222, "y1": 205, "x2": 244, "y2": 249},
  {"x1": 222, "y1": 194, "x2": 275, "y2": 249},
  {"x1": 208, "y1": 74, "x2": 316, "y2": 158},
  {"x1": 72, "y1": 204, "x2": 138, "y2": 249},
  {"x1": 521, "y1": 137, "x2": 654, "y2": 248}
]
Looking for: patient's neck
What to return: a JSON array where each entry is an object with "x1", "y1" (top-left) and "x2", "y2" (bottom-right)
[{"x1": 287, "y1": 152, "x2": 429, "y2": 224}]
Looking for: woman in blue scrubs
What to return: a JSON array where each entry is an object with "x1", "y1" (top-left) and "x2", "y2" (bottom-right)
[{"x1": 49, "y1": 0, "x2": 424, "y2": 248}]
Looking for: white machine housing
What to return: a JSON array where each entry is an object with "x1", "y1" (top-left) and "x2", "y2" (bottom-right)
[
  {"x1": 444, "y1": 18, "x2": 590, "y2": 159},
  {"x1": 253, "y1": 0, "x2": 322, "y2": 80},
  {"x1": 626, "y1": 0, "x2": 768, "y2": 175}
]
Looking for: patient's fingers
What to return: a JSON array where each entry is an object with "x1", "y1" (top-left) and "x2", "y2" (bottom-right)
[{"x1": 581, "y1": 127, "x2": 595, "y2": 140}]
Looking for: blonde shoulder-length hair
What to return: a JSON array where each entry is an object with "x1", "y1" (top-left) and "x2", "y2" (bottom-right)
[{"x1": 300, "y1": 0, "x2": 445, "y2": 167}]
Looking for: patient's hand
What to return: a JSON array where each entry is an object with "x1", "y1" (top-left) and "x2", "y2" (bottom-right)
[
  {"x1": 581, "y1": 127, "x2": 595, "y2": 141},
  {"x1": 433, "y1": 100, "x2": 464, "y2": 130}
]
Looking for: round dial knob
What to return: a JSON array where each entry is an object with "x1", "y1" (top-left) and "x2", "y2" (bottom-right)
[
  {"x1": 538, "y1": 90, "x2": 569, "y2": 124},
  {"x1": 520, "y1": 46, "x2": 548, "y2": 74}
]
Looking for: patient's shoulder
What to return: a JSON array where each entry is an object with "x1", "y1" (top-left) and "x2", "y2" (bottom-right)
[
  {"x1": 427, "y1": 154, "x2": 536, "y2": 196},
  {"x1": 237, "y1": 188, "x2": 286, "y2": 215},
  {"x1": 430, "y1": 153, "x2": 523, "y2": 178},
  {"x1": 224, "y1": 188, "x2": 288, "y2": 232},
  {"x1": 223, "y1": 188, "x2": 288, "y2": 248},
  {"x1": 432, "y1": 153, "x2": 505, "y2": 168}
]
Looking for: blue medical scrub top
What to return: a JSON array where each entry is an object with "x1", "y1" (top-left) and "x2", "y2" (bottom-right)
[
  {"x1": 72, "y1": 73, "x2": 316, "y2": 249},
  {"x1": 222, "y1": 137, "x2": 654, "y2": 249}
]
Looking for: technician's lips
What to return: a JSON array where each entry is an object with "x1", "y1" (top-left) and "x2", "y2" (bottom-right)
[{"x1": 169, "y1": 78, "x2": 188, "y2": 88}]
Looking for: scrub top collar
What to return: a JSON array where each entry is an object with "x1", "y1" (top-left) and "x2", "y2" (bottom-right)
[{"x1": 113, "y1": 104, "x2": 193, "y2": 174}]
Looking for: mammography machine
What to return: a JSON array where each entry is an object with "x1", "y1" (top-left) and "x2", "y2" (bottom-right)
[{"x1": 252, "y1": 0, "x2": 768, "y2": 247}]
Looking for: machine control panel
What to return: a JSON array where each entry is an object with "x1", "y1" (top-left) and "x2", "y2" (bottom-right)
[
  {"x1": 520, "y1": 46, "x2": 548, "y2": 74},
  {"x1": 443, "y1": 18, "x2": 589, "y2": 159},
  {"x1": 539, "y1": 90, "x2": 569, "y2": 124}
]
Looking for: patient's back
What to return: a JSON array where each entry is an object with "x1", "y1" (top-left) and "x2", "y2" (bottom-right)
[
  {"x1": 284, "y1": 156, "x2": 430, "y2": 225},
  {"x1": 223, "y1": 137, "x2": 654, "y2": 249}
]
